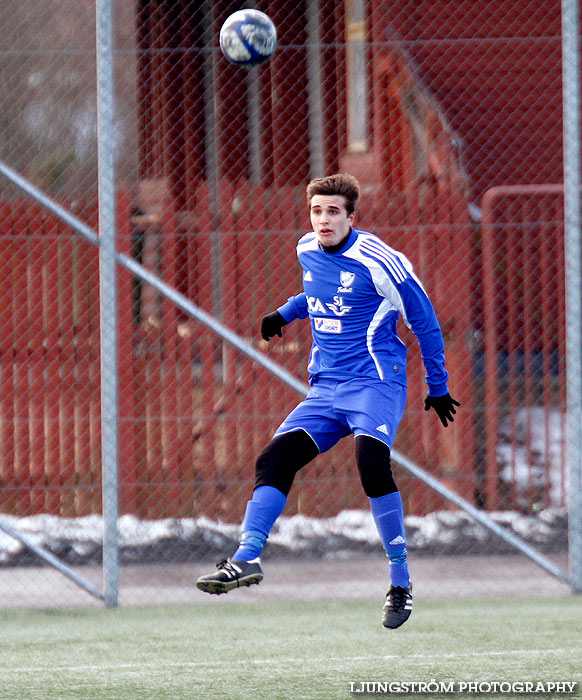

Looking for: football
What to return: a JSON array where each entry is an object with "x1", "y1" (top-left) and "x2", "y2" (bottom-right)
[{"x1": 219, "y1": 9, "x2": 277, "y2": 68}]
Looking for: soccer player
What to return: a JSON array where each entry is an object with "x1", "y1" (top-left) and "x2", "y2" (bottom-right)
[{"x1": 196, "y1": 173, "x2": 459, "y2": 629}]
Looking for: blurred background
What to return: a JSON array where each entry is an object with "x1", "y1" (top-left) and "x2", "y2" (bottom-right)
[{"x1": 0, "y1": 0, "x2": 576, "y2": 606}]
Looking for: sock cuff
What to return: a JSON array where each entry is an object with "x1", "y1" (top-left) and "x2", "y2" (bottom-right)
[
  {"x1": 368, "y1": 491, "x2": 403, "y2": 521},
  {"x1": 241, "y1": 485, "x2": 288, "y2": 537},
  {"x1": 234, "y1": 488, "x2": 287, "y2": 562},
  {"x1": 254, "y1": 485, "x2": 287, "y2": 509}
]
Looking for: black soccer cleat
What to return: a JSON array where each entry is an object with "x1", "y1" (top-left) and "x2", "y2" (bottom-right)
[
  {"x1": 196, "y1": 558, "x2": 264, "y2": 595},
  {"x1": 382, "y1": 581, "x2": 412, "y2": 629}
]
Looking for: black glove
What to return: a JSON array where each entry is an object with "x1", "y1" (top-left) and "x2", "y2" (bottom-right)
[
  {"x1": 424, "y1": 393, "x2": 460, "y2": 428},
  {"x1": 260, "y1": 311, "x2": 288, "y2": 341}
]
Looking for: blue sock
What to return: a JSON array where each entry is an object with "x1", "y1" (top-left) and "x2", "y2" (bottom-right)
[
  {"x1": 369, "y1": 491, "x2": 410, "y2": 588},
  {"x1": 233, "y1": 485, "x2": 287, "y2": 561}
]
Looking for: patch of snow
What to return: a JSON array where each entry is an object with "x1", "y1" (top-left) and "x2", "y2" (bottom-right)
[
  {"x1": 497, "y1": 407, "x2": 566, "y2": 508},
  {"x1": 0, "y1": 507, "x2": 568, "y2": 568}
]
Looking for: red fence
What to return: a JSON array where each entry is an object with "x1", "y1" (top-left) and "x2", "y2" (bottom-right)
[
  {"x1": 1, "y1": 178, "x2": 477, "y2": 520},
  {"x1": 0, "y1": 198, "x2": 100, "y2": 515}
]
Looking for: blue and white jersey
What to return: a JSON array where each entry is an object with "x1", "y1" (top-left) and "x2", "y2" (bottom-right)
[{"x1": 277, "y1": 227, "x2": 449, "y2": 395}]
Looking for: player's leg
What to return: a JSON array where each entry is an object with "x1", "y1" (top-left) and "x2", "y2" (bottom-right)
[
  {"x1": 235, "y1": 379, "x2": 348, "y2": 560},
  {"x1": 355, "y1": 434, "x2": 409, "y2": 586},
  {"x1": 339, "y1": 380, "x2": 412, "y2": 628},
  {"x1": 197, "y1": 381, "x2": 348, "y2": 594},
  {"x1": 233, "y1": 429, "x2": 320, "y2": 560},
  {"x1": 355, "y1": 434, "x2": 412, "y2": 628},
  {"x1": 196, "y1": 430, "x2": 318, "y2": 594}
]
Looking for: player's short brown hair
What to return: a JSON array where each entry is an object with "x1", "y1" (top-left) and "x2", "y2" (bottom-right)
[{"x1": 306, "y1": 173, "x2": 360, "y2": 215}]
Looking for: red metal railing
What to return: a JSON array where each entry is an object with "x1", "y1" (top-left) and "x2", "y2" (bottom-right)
[{"x1": 481, "y1": 184, "x2": 567, "y2": 510}]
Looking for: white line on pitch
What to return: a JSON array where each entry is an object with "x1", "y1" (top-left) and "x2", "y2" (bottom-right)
[{"x1": 3, "y1": 648, "x2": 582, "y2": 674}]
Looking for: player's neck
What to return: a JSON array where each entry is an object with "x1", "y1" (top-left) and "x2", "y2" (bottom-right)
[{"x1": 319, "y1": 228, "x2": 351, "y2": 253}]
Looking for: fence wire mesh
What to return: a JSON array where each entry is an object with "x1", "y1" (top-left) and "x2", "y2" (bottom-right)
[{"x1": 0, "y1": 0, "x2": 573, "y2": 607}]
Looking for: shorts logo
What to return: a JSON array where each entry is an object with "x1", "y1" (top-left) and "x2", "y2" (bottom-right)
[{"x1": 314, "y1": 317, "x2": 342, "y2": 333}]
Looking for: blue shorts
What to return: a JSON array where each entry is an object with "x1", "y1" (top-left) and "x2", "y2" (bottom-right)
[{"x1": 274, "y1": 378, "x2": 407, "y2": 453}]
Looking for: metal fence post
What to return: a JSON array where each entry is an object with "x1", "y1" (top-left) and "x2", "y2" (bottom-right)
[
  {"x1": 201, "y1": 0, "x2": 222, "y2": 323},
  {"x1": 306, "y1": 0, "x2": 324, "y2": 179},
  {"x1": 96, "y1": 0, "x2": 119, "y2": 607},
  {"x1": 562, "y1": 0, "x2": 582, "y2": 594}
]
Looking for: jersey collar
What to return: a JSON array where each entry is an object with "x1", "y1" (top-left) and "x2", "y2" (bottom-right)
[{"x1": 318, "y1": 227, "x2": 358, "y2": 255}]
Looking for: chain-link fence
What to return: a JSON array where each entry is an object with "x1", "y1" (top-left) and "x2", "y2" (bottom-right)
[{"x1": 0, "y1": 0, "x2": 577, "y2": 607}]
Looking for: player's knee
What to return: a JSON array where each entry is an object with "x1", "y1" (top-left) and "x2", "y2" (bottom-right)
[
  {"x1": 255, "y1": 430, "x2": 319, "y2": 496},
  {"x1": 355, "y1": 434, "x2": 398, "y2": 498}
]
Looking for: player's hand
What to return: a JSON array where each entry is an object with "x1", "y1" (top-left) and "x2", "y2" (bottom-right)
[
  {"x1": 260, "y1": 311, "x2": 288, "y2": 341},
  {"x1": 424, "y1": 393, "x2": 460, "y2": 428}
]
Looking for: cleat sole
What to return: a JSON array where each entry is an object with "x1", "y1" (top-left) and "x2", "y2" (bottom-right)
[
  {"x1": 382, "y1": 610, "x2": 411, "y2": 629},
  {"x1": 196, "y1": 572, "x2": 263, "y2": 595}
]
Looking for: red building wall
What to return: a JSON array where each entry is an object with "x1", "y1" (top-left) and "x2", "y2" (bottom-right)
[{"x1": 378, "y1": 0, "x2": 563, "y2": 202}]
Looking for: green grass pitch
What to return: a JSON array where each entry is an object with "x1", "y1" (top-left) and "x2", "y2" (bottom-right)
[{"x1": 0, "y1": 597, "x2": 580, "y2": 699}]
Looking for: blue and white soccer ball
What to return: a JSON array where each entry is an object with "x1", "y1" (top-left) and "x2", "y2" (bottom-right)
[{"x1": 219, "y1": 9, "x2": 277, "y2": 68}]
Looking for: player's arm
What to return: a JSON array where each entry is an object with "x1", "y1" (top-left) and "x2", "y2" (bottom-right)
[
  {"x1": 397, "y1": 278, "x2": 459, "y2": 427},
  {"x1": 260, "y1": 293, "x2": 308, "y2": 341},
  {"x1": 362, "y1": 239, "x2": 459, "y2": 425}
]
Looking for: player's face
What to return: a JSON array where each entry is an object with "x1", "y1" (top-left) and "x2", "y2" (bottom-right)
[{"x1": 310, "y1": 195, "x2": 355, "y2": 247}]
